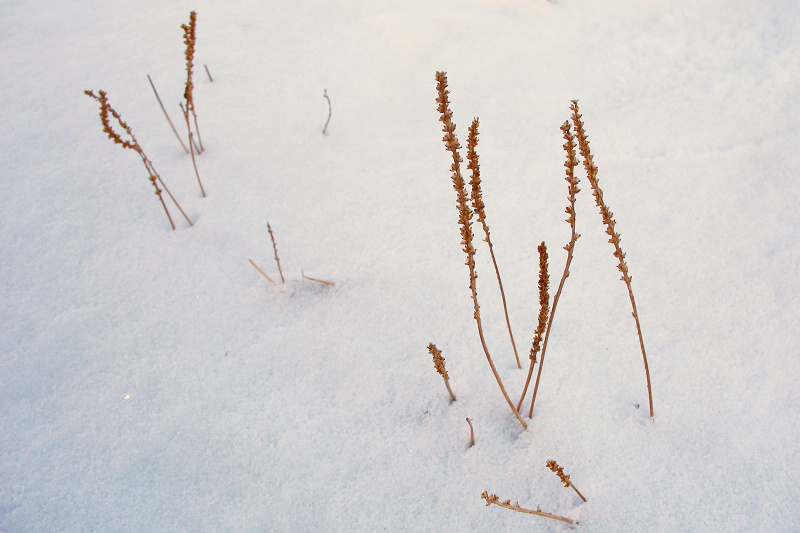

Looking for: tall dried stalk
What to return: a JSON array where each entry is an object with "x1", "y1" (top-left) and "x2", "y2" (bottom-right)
[
  {"x1": 181, "y1": 11, "x2": 205, "y2": 197},
  {"x1": 84, "y1": 90, "x2": 192, "y2": 230},
  {"x1": 267, "y1": 222, "x2": 285, "y2": 283},
  {"x1": 527, "y1": 120, "x2": 581, "y2": 418},
  {"x1": 481, "y1": 492, "x2": 576, "y2": 524},
  {"x1": 428, "y1": 342, "x2": 456, "y2": 402},
  {"x1": 546, "y1": 460, "x2": 586, "y2": 502},
  {"x1": 146, "y1": 74, "x2": 189, "y2": 154},
  {"x1": 435, "y1": 71, "x2": 526, "y2": 429},
  {"x1": 467, "y1": 119, "x2": 521, "y2": 369},
  {"x1": 517, "y1": 242, "x2": 549, "y2": 411},
  {"x1": 570, "y1": 100, "x2": 654, "y2": 418}
]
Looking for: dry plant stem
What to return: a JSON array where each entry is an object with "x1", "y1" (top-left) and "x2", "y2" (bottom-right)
[
  {"x1": 547, "y1": 460, "x2": 586, "y2": 503},
  {"x1": 467, "y1": 119, "x2": 521, "y2": 369},
  {"x1": 146, "y1": 74, "x2": 189, "y2": 154},
  {"x1": 85, "y1": 89, "x2": 191, "y2": 229},
  {"x1": 249, "y1": 259, "x2": 276, "y2": 284},
  {"x1": 301, "y1": 271, "x2": 334, "y2": 286},
  {"x1": 517, "y1": 242, "x2": 549, "y2": 411},
  {"x1": 322, "y1": 89, "x2": 332, "y2": 135},
  {"x1": 428, "y1": 343, "x2": 456, "y2": 402},
  {"x1": 466, "y1": 418, "x2": 475, "y2": 447},
  {"x1": 528, "y1": 120, "x2": 581, "y2": 419},
  {"x1": 570, "y1": 100, "x2": 654, "y2": 418},
  {"x1": 182, "y1": 105, "x2": 205, "y2": 197},
  {"x1": 204, "y1": 64, "x2": 213, "y2": 82},
  {"x1": 481, "y1": 492, "x2": 576, "y2": 524},
  {"x1": 267, "y1": 222, "x2": 285, "y2": 283},
  {"x1": 435, "y1": 71, "x2": 526, "y2": 429},
  {"x1": 180, "y1": 103, "x2": 203, "y2": 154}
]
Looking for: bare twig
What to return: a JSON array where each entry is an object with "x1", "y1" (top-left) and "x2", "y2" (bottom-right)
[
  {"x1": 323, "y1": 89, "x2": 332, "y2": 135},
  {"x1": 267, "y1": 222, "x2": 285, "y2": 283},
  {"x1": 301, "y1": 271, "x2": 334, "y2": 286},
  {"x1": 249, "y1": 259, "x2": 276, "y2": 284},
  {"x1": 204, "y1": 64, "x2": 213, "y2": 82},
  {"x1": 466, "y1": 418, "x2": 475, "y2": 447},
  {"x1": 146, "y1": 74, "x2": 189, "y2": 154},
  {"x1": 481, "y1": 492, "x2": 576, "y2": 524}
]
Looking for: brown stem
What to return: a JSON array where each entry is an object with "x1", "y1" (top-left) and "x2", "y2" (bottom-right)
[
  {"x1": 182, "y1": 104, "x2": 205, "y2": 197},
  {"x1": 301, "y1": 271, "x2": 334, "y2": 286},
  {"x1": 249, "y1": 259, "x2": 276, "y2": 284},
  {"x1": 267, "y1": 222, "x2": 285, "y2": 283},
  {"x1": 517, "y1": 242, "x2": 549, "y2": 411},
  {"x1": 481, "y1": 492, "x2": 576, "y2": 524},
  {"x1": 466, "y1": 418, "x2": 475, "y2": 447},
  {"x1": 141, "y1": 158, "x2": 193, "y2": 227},
  {"x1": 204, "y1": 64, "x2": 213, "y2": 82},
  {"x1": 146, "y1": 74, "x2": 189, "y2": 154}
]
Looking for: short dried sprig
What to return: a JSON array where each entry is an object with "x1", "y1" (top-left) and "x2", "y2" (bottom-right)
[
  {"x1": 546, "y1": 460, "x2": 586, "y2": 502},
  {"x1": 481, "y1": 491, "x2": 576, "y2": 524},
  {"x1": 267, "y1": 222, "x2": 285, "y2": 283},
  {"x1": 428, "y1": 342, "x2": 456, "y2": 402}
]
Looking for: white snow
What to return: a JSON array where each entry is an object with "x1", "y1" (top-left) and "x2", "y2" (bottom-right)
[{"x1": 2, "y1": 0, "x2": 799, "y2": 531}]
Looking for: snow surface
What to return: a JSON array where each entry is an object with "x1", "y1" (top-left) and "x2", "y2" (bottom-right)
[{"x1": 2, "y1": 0, "x2": 799, "y2": 531}]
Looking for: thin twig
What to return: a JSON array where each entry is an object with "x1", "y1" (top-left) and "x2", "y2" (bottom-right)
[
  {"x1": 323, "y1": 89, "x2": 332, "y2": 135},
  {"x1": 249, "y1": 259, "x2": 276, "y2": 284},
  {"x1": 146, "y1": 74, "x2": 189, "y2": 154},
  {"x1": 481, "y1": 492, "x2": 576, "y2": 524},
  {"x1": 301, "y1": 271, "x2": 334, "y2": 286},
  {"x1": 182, "y1": 103, "x2": 205, "y2": 197},
  {"x1": 466, "y1": 418, "x2": 475, "y2": 447},
  {"x1": 204, "y1": 64, "x2": 213, "y2": 82},
  {"x1": 267, "y1": 222, "x2": 285, "y2": 283}
]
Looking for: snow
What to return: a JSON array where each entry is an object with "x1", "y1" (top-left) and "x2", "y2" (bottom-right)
[{"x1": 2, "y1": 0, "x2": 799, "y2": 530}]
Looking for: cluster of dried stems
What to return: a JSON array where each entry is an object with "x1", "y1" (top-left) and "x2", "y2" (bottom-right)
[
  {"x1": 84, "y1": 90, "x2": 192, "y2": 230},
  {"x1": 547, "y1": 460, "x2": 586, "y2": 502},
  {"x1": 481, "y1": 492, "x2": 575, "y2": 524},
  {"x1": 181, "y1": 11, "x2": 206, "y2": 197},
  {"x1": 431, "y1": 72, "x2": 654, "y2": 431},
  {"x1": 249, "y1": 223, "x2": 333, "y2": 287},
  {"x1": 434, "y1": 71, "x2": 527, "y2": 429}
]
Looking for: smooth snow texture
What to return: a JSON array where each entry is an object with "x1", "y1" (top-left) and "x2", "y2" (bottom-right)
[{"x1": 2, "y1": 0, "x2": 799, "y2": 531}]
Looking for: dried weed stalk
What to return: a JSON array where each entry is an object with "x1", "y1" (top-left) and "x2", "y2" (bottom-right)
[
  {"x1": 481, "y1": 492, "x2": 576, "y2": 524},
  {"x1": 84, "y1": 89, "x2": 192, "y2": 230},
  {"x1": 267, "y1": 222, "x2": 285, "y2": 283},
  {"x1": 527, "y1": 119, "x2": 582, "y2": 419},
  {"x1": 146, "y1": 74, "x2": 189, "y2": 154},
  {"x1": 301, "y1": 271, "x2": 334, "y2": 286},
  {"x1": 570, "y1": 100, "x2": 653, "y2": 418},
  {"x1": 181, "y1": 11, "x2": 205, "y2": 197},
  {"x1": 466, "y1": 417, "x2": 475, "y2": 447},
  {"x1": 435, "y1": 71, "x2": 526, "y2": 429},
  {"x1": 467, "y1": 118, "x2": 521, "y2": 369},
  {"x1": 249, "y1": 259, "x2": 276, "y2": 284},
  {"x1": 517, "y1": 242, "x2": 549, "y2": 411},
  {"x1": 546, "y1": 460, "x2": 586, "y2": 502},
  {"x1": 204, "y1": 64, "x2": 214, "y2": 82},
  {"x1": 428, "y1": 342, "x2": 456, "y2": 402}
]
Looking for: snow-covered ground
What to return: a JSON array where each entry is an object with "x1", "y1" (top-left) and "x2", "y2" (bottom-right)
[{"x1": 2, "y1": 1, "x2": 799, "y2": 530}]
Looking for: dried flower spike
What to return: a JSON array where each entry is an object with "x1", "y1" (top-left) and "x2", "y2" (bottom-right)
[
  {"x1": 570, "y1": 100, "x2": 653, "y2": 418},
  {"x1": 85, "y1": 89, "x2": 192, "y2": 230},
  {"x1": 467, "y1": 118, "x2": 521, "y2": 369},
  {"x1": 428, "y1": 343, "x2": 456, "y2": 402},
  {"x1": 481, "y1": 491, "x2": 576, "y2": 524},
  {"x1": 517, "y1": 242, "x2": 550, "y2": 411},
  {"x1": 435, "y1": 71, "x2": 526, "y2": 429},
  {"x1": 181, "y1": 11, "x2": 205, "y2": 196},
  {"x1": 527, "y1": 118, "x2": 581, "y2": 419},
  {"x1": 546, "y1": 460, "x2": 586, "y2": 502}
]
